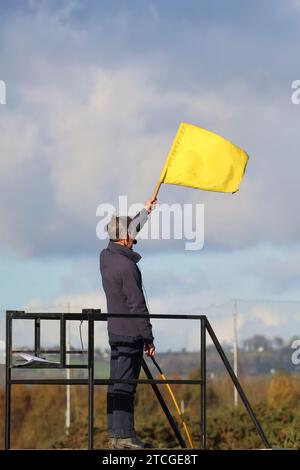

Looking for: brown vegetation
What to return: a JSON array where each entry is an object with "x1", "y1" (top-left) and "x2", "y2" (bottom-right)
[{"x1": 1, "y1": 370, "x2": 300, "y2": 449}]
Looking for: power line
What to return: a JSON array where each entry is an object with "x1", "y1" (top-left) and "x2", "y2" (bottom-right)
[{"x1": 234, "y1": 298, "x2": 300, "y2": 304}]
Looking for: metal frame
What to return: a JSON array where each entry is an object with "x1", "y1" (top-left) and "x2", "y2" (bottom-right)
[{"x1": 4, "y1": 309, "x2": 271, "y2": 450}]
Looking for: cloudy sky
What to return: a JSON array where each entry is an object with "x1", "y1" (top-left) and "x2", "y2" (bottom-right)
[{"x1": 0, "y1": 0, "x2": 300, "y2": 351}]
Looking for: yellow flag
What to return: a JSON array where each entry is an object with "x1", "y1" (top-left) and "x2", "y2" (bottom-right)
[{"x1": 159, "y1": 123, "x2": 249, "y2": 193}]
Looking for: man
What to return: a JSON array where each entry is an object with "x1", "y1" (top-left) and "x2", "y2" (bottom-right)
[{"x1": 100, "y1": 198, "x2": 157, "y2": 450}]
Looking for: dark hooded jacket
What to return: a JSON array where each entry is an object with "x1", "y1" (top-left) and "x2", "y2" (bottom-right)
[{"x1": 100, "y1": 241, "x2": 154, "y2": 343}]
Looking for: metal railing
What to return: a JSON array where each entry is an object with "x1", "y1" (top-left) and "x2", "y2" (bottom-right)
[{"x1": 4, "y1": 309, "x2": 271, "y2": 450}]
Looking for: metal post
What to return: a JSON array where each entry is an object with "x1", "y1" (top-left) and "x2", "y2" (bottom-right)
[
  {"x1": 141, "y1": 358, "x2": 187, "y2": 449},
  {"x1": 87, "y1": 310, "x2": 94, "y2": 450},
  {"x1": 60, "y1": 313, "x2": 66, "y2": 368},
  {"x1": 65, "y1": 304, "x2": 71, "y2": 435},
  {"x1": 205, "y1": 317, "x2": 271, "y2": 448},
  {"x1": 34, "y1": 318, "x2": 41, "y2": 357},
  {"x1": 5, "y1": 312, "x2": 12, "y2": 449},
  {"x1": 200, "y1": 317, "x2": 206, "y2": 449}
]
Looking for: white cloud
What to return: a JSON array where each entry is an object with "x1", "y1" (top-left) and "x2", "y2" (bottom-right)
[
  {"x1": 250, "y1": 306, "x2": 287, "y2": 327},
  {"x1": 1, "y1": 289, "x2": 299, "y2": 352}
]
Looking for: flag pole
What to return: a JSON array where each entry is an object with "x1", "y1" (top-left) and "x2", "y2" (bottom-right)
[{"x1": 152, "y1": 180, "x2": 162, "y2": 200}]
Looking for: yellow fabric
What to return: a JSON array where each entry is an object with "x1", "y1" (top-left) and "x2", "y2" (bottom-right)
[{"x1": 159, "y1": 122, "x2": 249, "y2": 193}]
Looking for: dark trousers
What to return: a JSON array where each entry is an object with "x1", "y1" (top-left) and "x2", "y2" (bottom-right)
[{"x1": 107, "y1": 332, "x2": 144, "y2": 438}]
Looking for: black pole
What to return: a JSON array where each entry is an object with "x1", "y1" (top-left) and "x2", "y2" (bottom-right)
[
  {"x1": 141, "y1": 358, "x2": 187, "y2": 449},
  {"x1": 60, "y1": 314, "x2": 66, "y2": 368},
  {"x1": 34, "y1": 318, "x2": 41, "y2": 357},
  {"x1": 200, "y1": 317, "x2": 206, "y2": 449},
  {"x1": 87, "y1": 310, "x2": 94, "y2": 450},
  {"x1": 205, "y1": 318, "x2": 271, "y2": 449},
  {"x1": 5, "y1": 312, "x2": 12, "y2": 449}
]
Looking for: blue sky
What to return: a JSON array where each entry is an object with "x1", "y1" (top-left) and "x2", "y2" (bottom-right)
[{"x1": 0, "y1": 0, "x2": 300, "y2": 351}]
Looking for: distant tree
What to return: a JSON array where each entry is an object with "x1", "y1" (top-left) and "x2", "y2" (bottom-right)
[
  {"x1": 272, "y1": 337, "x2": 284, "y2": 350},
  {"x1": 243, "y1": 335, "x2": 271, "y2": 352}
]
